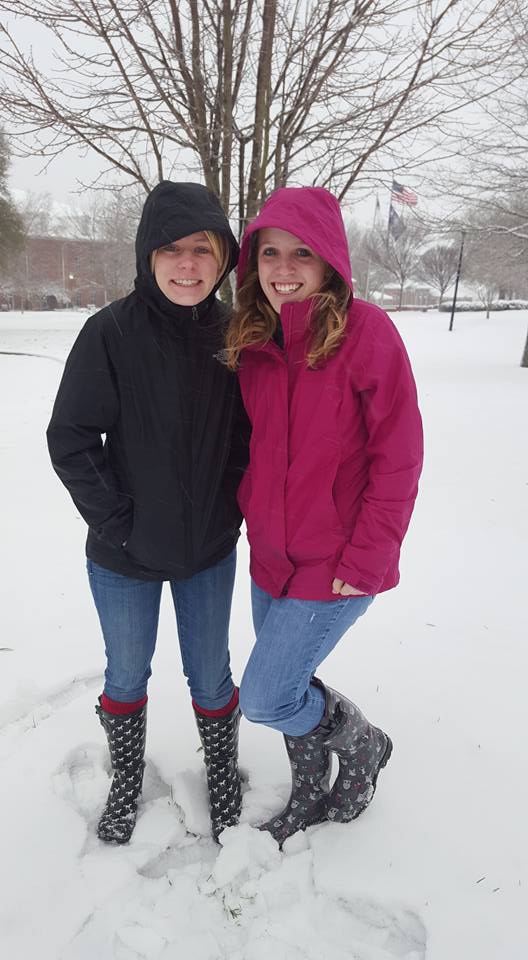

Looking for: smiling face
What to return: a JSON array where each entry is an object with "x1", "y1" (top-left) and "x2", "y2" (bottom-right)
[
  {"x1": 257, "y1": 228, "x2": 327, "y2": 314},
  {"x1": 152, "y1": 232, "x2": 220, "y2": 306}
]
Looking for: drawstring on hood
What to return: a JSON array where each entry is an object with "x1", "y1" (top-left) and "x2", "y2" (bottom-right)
[{"x1": 135, "y1": 180, "x2": 239, "y2": 327}]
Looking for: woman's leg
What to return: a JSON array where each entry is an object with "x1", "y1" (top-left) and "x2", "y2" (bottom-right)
[
  {"x1": 169, "y1": 549, "x2": 241, "y2": 840},
  {"x1": 239, "y1": 585, "x2": 392, "y2": 845},
  {"x1": 169, "y1": 548, "x2": 237, "y2": 711},
  {"x1": 240, "y1": 589, "x2": 373, "y2": 736},
  {"x1": 87, "y1": 559, "x2": 163, "y2": 702},
  {"x1": 87, "y1": 560, "x2": 163, "y2": 842}
]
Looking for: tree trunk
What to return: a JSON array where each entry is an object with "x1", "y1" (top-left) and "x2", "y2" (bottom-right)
[
  {"x1": 220, "y1": 0, "x2": 234, "y2": 212},
  {"x1": 245, "y1": 0, "x2": 277, "y2": 221},
  {"x1": 521, "y1": 327, "x2": 528, "y2": 368}
]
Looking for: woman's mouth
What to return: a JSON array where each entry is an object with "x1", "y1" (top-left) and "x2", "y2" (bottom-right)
[
  {"x1": 271, "y1": 282, "x2": 302, "y2": 294},
  {"x1": 170, "y1": 279, "x2": 201, "y2": 287}
]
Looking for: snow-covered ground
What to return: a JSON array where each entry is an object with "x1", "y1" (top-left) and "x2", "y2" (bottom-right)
[{"x1": 1, "y1": 307, "x2": 526, "y2": 960}]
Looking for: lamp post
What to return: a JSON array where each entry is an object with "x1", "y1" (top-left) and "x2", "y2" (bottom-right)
[
  {"x1": 449, "y1": 230, "x2": 466, "y2": 332},
  {"x1": 68, "y1": 273, "x2": 75, "y2": 308}
]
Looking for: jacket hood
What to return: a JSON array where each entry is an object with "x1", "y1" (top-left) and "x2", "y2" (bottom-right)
[
  {"x1": 135, "y1": 180, "x2": 239, "y2": 323},
  {"x1": 237, "y1": 187, "x2": 352, "y2": 293}
]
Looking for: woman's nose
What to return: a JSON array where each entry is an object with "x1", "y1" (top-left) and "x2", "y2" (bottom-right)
[
  {"x1": 275, "y1": 256, "x2": 296, "y2": 276},
  {"x1": 178, "y1": 253, "x2": 197, "y2": 270}
]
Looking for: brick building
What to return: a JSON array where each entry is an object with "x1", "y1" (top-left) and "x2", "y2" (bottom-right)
[
  {"x1": 0, "y1": 234, "x2": 133, "y2": 310},
  {"x1": 370, "y1": 283, "x2": 438, "y2": 310}
]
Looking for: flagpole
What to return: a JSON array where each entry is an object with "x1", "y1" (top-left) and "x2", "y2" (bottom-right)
[
  {"x1": 448, "y1": 229, "x2": 466, "y2": 332},
  {"x1": 387, "y1": 173, "x2": 396, "y2": 245},
  {"x1": 365, "y1": 194, "x2": 379, "y2": 300}
]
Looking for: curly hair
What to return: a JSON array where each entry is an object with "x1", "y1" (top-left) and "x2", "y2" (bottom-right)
[{"x1": 224, "y1": 235, "x2": 351, "y2": 370}]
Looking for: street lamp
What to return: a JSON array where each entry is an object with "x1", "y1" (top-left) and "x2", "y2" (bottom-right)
[{"x1": 449, "y1": 230, "x2": 466, "y2": 332}]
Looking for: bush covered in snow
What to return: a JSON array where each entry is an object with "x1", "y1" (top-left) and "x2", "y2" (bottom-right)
[{"x1": 439, "y1": 299, "x2": 528, "y2": 312}]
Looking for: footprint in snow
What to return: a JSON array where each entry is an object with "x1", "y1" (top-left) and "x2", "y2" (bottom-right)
[
  {"x1": 53, "y1": 743, "x2": 175, "y2": 840},
  {"x1": 0, "y1": 671, "x2": 102, "y2": 736}
]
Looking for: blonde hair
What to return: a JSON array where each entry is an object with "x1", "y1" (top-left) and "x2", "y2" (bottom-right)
[
  {"x1": 150, "y1": 231, "x2": 229, "y2": 279},
  {"x1": 224, "y1": 235, "x2": 351, "y2": 370},
  {"x1": 204, "y1": 230, "x2": 230, "y2": 278}
]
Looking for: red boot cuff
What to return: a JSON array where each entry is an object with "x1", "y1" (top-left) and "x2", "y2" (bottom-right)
[
  {"x1": 100, "y1": 693, "x2": 148, "y2": 715},
  {"x1": 193, "y1": 687, "x2": 239, "y2": 718}
]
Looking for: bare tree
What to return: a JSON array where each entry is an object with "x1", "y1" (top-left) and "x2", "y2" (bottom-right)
[
  {"x1": 423, "y1": 0, "x2": 528, "y2": 358},
  {"x1": 0, "y1": 0, "x2": 520, "y2": 234},
  {"x1": 15, "y1": 190, "x2": 54, "y2": 236},
  {"x1": 462, "y1": 205, "x2": 528, "y2": 305},
  {"x1": 65, "y1": 189, "x2": 139, "y2": 299},
  {"x1": 363, "y1": 222, "x2": 423, "y2": 308},
  {"x1": 414, "y1": 243, "x2": 459, "y2": 304},
  {"x1": 346, "y1": 222, "x2": 371, "y2": 298}
]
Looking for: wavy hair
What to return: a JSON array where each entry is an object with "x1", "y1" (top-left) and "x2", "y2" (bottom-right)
[{"x1": 224, "y1": 235, "x2": 351, "y2": 370}]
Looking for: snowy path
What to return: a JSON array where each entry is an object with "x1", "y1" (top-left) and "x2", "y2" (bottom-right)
[{"x1": 1, "y1": 309, "x2": 526, "y2": 959}]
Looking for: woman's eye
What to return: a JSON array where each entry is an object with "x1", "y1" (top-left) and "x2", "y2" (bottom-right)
[
  {"x1": 161, "y1": 244, "x2": 176, "y2": 254},
  {"x1": 297, "y1": 248, "x2": 312, "y2": 258},
  {"x1": 261, "y1": 247, "x2": 276, "y2": 257},
  {"x1": 196, "y1": 247, "x2": 212, "y2": 255}
]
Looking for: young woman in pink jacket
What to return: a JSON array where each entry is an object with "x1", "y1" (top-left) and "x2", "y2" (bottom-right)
[{"x1": 225, "y1": 186, "x2": 424, "y2": 846}]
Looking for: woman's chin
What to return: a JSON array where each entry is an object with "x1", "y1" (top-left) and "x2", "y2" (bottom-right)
[{"x1": 164, "y1": 285, "x2": 203, "y2": 306}]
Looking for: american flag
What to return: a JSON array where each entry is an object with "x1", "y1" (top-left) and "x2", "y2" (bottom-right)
[{"x1": 391, "y1": 180, "x2": 418, "y2": 206}]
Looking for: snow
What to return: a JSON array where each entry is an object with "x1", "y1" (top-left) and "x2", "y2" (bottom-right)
[{"x1": 0, "y1": 307, "x2": 527, "y2": 960}]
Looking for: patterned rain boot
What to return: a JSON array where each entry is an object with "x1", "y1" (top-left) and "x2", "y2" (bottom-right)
[
  {"x1": 193, "y1": 698, "x2": 242, "y2": 841},
  {"x1": 95, "y1": 699, "x2": 147, "y2": 843},
  {"x1": 258, "y1": 730, "x2": 332, "y2": 847},
  {"x1": 321, "y1": 682, "x2": 393, "y2": 823}
]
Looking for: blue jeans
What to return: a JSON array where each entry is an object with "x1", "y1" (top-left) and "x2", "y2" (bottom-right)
[
  {"x1": 239, "y1": 580, "x2": 374, "y2": 736},
  {"x1": 87, "y1": 549, "x2": 237, "y2": 709}
]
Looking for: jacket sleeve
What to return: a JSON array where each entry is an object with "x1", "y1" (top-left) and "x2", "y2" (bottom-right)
[
  {"x1": 46, "y1": 315, "x2": 134, "y2": 548},
  {"x1": 334, "y1": 314, "x2": 423, "y2": 595},
  {"x1": 220, "y1": 378, "x2": 251, "y2": 525},
  {"x1": 228, "y1": 381, "x2": 252, "y2": 476}
]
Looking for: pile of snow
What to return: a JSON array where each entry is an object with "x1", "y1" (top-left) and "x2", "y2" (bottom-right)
[{"x1": 0, "y1": 308, "x2": 527, "y2": 959}]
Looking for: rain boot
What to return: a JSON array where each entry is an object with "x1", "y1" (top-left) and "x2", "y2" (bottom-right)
[
  {"x1": 193, "y1": 698, "x2": 242, "y2": 841},
  {"x1": 258, "y1": 730, "x2": 332, "y2": 847},
  {"x1": 321, "y1": 682, "x2": 392, "y2": 823},
  {"x1": 259, "y1": 678, "x2": 391, "y2": 844},
  {"x1": 95, "y1": 699, "x2": 147, "y2": 843}
]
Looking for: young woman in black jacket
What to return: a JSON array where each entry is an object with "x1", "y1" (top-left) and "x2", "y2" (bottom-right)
[{"x1": 47, "y1": 181, "x2": 248, "y2": 844}]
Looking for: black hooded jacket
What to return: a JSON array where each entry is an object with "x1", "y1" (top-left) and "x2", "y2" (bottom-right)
[{"x1": 47, "y1": 181, "x2": 248, "y2": 580}]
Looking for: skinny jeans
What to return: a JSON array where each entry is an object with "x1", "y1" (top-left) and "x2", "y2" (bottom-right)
[{"x1": 86, "y1": 548, "x2": 237, "y2": 710}]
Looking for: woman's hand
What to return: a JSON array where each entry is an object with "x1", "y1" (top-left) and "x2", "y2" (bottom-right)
[{"x1": 332, "y1": 578, "x2": 367, "y2": 596}]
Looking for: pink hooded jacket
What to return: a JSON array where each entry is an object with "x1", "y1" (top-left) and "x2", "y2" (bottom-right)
[{"x1": 236, "y1": 187, "x2": 423, "y2": 600}]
